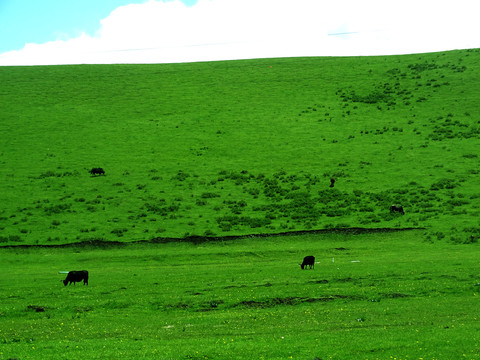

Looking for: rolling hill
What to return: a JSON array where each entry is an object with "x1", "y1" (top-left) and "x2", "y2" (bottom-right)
[{"x1": 1, "y1": 49, "x2": 479, "y2": 245}]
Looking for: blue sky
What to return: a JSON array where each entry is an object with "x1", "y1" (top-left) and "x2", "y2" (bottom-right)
[
  {"x1": 0, "y1": 0, "x2": 138, "y2": 53},
  {"x1": 0, "y1": 0, "x2": 479, "y2": 66},
  {"x1": 0, "y1": 0, "x2": 197, "y2": 53}
]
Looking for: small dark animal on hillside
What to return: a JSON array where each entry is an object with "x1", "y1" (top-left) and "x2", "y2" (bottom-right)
[
  {"x1": 329, "y1": 178, "x2": 335, "y2": 188},
  {"x1": 390, "y1": 205, "x2": 405, "y2": 215},
  {"x1": 300, "y1": 255, "x2": 315, "y2": 270},
  {"x1": 90, "y1": 168, "x2": 105, "y2": 176},
  {"x1": 63, "y1": 270, "x2": 89, "y2": 286}
]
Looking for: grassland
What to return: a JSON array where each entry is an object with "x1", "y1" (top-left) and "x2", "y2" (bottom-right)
[
  {"x1": 1, "y1": 49, "x2": 479, "y2": 245},
  {"x1": 1, "y1": 230, "x2": 479, "y2": 359},
  {"x1": 1, "y1": 48, "x2": 479, "y2": 360}
]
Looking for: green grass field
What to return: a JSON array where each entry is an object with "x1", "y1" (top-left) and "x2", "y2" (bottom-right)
[
  {"x1": 1, "y1": 230, "x2": 479, "y2": 359},
  {"x1": 1, "y1": 49, "x2": 479, "y2": 245},
  {"x1": 1, "y1": 50, "x2": 479, "y2": 359}
]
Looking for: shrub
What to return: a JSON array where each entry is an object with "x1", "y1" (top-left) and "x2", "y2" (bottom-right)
[
  {"x1": 111, "y1": 228, "x2": 128, "y2": 237},
  {"x1": 348, "y1": 91, "x2": 392, "y2": 104},
  {"x1": 171, "y1": 170, "x2": 190, "y2": 181},
  {"x1": 201, "y1": 192, "x2": 220, "y2": 199},
  {"x1": 246, "y1": 187, "x2": 260, "y2": 197},
  {"x1": 0, "y1": 235, "x2": 22, "y2": 243},
  {"x1": 204, "y1": 230, "x2": 216, "y2": 237},
  {"x1": 450, "y1": 235, "x2": 477, "y2": 244},
  {"x1": 195, "y1": 199, "x2": 208, "y2": 206},
  {"x1": 145, "y1": 203, "x2": 180, "y2": 216},
  {"x1": 216, "y1": 215, "x2": 271, "y2": 231},
  {"x1": 430, "y1": 178, "x2": 457, "y2": 190},
  {"x1": 44, "y1": 203, "x2": 71, "y2": 215},
  {"x1": 263, "y1": 179, "x2": 287, "y2": 198},
  {"x1": 38, "y1": 170, "x2": 60, "y2": 178},
  {"x1": 86, "y1": 199, "x2": 101, "y2": 204},
  {"x1": 445, "y1": 199, "x2": 470, "y2": 207}
]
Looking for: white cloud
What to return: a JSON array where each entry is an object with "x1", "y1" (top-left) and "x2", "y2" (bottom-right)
[{"x1": 1, "y1": 0, "x2": 479, "y2": 66}]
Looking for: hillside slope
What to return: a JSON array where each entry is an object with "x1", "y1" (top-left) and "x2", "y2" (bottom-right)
[{"x1": 1, "y1": 49, "x2": 479, "y2": 245}]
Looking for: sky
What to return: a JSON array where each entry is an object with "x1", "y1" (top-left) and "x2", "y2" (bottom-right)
[{"x1": 0, "y1": 0, "x2": 479, "y2": 66}]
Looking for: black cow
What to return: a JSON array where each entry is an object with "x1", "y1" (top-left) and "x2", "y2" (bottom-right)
[
  {"x1": 300, "y1": 256, "x2": 315, "y2": 270},
  {"x1": 90, "y1": 168, "x2": 105, "y2": 176},
  {"x1": 63, "y1": 270, "x2": 89, "y2": 286},
  {"x1": 390, "y1": 205, "x2": 405, "y2": 215},
  {"x1": 329, "y1": 178, "x2": 335, "y2": 188}
]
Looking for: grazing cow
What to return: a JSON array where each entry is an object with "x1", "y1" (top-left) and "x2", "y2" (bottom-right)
[
  {"x1": 330, "y1": 178, "x2": 335, "y2": 188},
  {"x1": 390, "y1": 205, "x2": 405, "y2": 215},
  {"x1": 90, "y1": 168, "x2": 105, "y2": 176},
  {"x1": 63, "y1": 270, "x2": 89, "y2": 286},
  {"x1": 300, "y1": 255, "x2": 315, "y2": 270}
]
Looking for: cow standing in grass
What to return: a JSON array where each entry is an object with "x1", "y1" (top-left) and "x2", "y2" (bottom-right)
[
  {"x1": 90, "y1": 168, "x2": 105, "y2": 176},
  {"x1": 63, "y1": 270, "x2": 89, "y2": 286},
  {"x1": 390, "y1": 205, "x2": 405, "y2": 215},
  {"x1": 300, "y1": 256, "x2": 315, "y2": 270}
]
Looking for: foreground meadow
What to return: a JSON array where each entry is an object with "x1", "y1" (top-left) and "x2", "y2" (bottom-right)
[{"x1": 1, "y1": 230, "x2": 479, "y2": 359}]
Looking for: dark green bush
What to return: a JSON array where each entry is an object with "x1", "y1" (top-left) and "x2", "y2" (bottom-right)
[
  {"x1": 171, "y1": 170, "x2": 190, "y2": 181},
  {"x1": 216, "y1": 215, "x2": 271, "y2": 231},
  {"x1": 145, "y1": 203, "x2": 180, "y2": 216},
  {"x1": 44, "y1": 203, "x2": 71, "y2": 215},
  {"x1": 0, "y1": 235, "x2": 22, "y2": 243},
  {"x1": 195, "y1": 199, "x2": 208, "y2": 206},
  {"x1": 111, "y1": 228, "x2": 128, "y2": 237},
  {"x1": 201, "y1": 192, "x2": 220, "y2": 199},
  {"x1": 430, "y1": 178, "x2": 457, "y2": 190}
]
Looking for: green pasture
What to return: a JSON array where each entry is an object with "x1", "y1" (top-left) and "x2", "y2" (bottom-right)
[
  {"x1": 1, "y1": 230, "x2": 479, "y2": 359},
  {"x1": 1, "y1": 49, "x2": 479, "y2": 245}
]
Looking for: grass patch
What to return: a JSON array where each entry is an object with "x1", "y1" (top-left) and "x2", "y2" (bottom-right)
[{"x1": 0, "y1": 230, "x2": 479, "y2": 359}]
